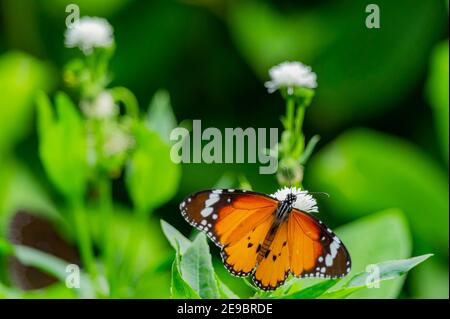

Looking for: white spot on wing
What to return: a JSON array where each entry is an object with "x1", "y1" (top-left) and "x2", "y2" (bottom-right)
[
  {"x1": 330, "y1": 240, "x2": 340, "y2": 258},
  {"x1": 325, "y1": 255, "x2": 333, "y2": 267},
  {"x1": 200, "y1": 207, "x2": 213, "y2": 217},
  {"x1": 205, "y1": 196, "x2": 220, "y2": 207}
]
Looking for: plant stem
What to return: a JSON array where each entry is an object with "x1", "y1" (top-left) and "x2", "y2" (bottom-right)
[
  {"x1": 98, "y1": 176, "x2": 115, "y2": 295},
  {"x1": 110, "y1": 87, "x2": 139, "y2": 118},
  {"x1": 129, "y1": 207, "x2": 148, "y2": 276},
  {"x1": 294, "y1": 105, "x2": 305, "y2": 138},
  {"x1": 286, "y1": 97, "x2": 295, "y2": 132},
  {"x1": 290, "y1": 104, "x2": 307, "y2": 160},
  {"x1": 71, "y1": 197, "x2": 98, "y2": 291},
  {"x1": 117, "y1": 206, "x2": 149, "y2": 293}
]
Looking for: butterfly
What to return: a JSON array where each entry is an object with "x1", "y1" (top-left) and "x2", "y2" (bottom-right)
[
  {"x1": 8, "y1": 210, "x2": 80, "y2": 290},
  {"x1": 180, "y1": 186, "x2": 351, "y2": 291}
]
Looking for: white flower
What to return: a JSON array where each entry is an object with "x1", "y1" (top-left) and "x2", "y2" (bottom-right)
[
  {"x1": 103, "y1": 126, "x2": 135, "y2": 157},
  {"x1": 81, "y1": 92, "x2": 118, "y2": 119},
  {"x1": 271, "y1": 186, "x2": 318, "y2": 213},
  {"x1": 65, "y1": 17, "x2": 114, "y2": 54},
  {"x1": 265, "y1": 61, "x2": 317, "y2": 94}
]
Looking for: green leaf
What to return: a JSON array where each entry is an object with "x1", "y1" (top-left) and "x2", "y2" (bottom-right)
[
  {"x1": 0, "y1": 281, "x2": 18, "y2": 298},
  {"x1": 0, "y1": 52, "x2": 55, "y2": 152},
  {"x1": 36, "y1": 91, "x2": 88, "y2": 199},
  {"x1": 214, "y1": 173, "x2": 235, "y2": 189},
  {"x1": 0, "y1": 281, "x2": 77, "y2": 299},
  {"x1": 180, "y1": 233, "x2": 220, "y2": 299},
  {"x1": 133, "y1": 264, "x2": 172, "y2": 298},
  {"x1": 110, "y1": 86, "x2": 139, "y2": 118},
  {"x1": 21, "y1": 283, "x2": 78, "y2": 299},
  {"x1": 126, "y1": 124, "x2": 181, "y2": 212},
  {"x1": 322, "y1": 254, "x2": 432, "y2": 298},
  {"x1": 307, "y1": 128, "x2": 448, "y2": 258},
  {"x1": 0, "y1": 158, "x2": 65, "y2": 240},
  {"x1": 0, "y1": 238, "x2": 12, "y2": 255},
  {"x1": 299, "y1": 135, "x2": 320, "y2": 165},
  {"x1": 147, "y1": 90, "x2": 177, "y2": 143},
  {"x1": 347, "y1": 254, "x2": 433, "y2": 287},
  {"x1": 13, "y1": 245, "x2": 72, "y2": 282},
  {"x1": 35, "y1": 90, "x2": 53, "y2": 139},
  {"x1": 171, "y1": 253, "x2": 200, "y2": 299},
  {"x1": 216, "y1": 275, "x2": 239, "y2": 299},
  {"x1": 287, "y1": 209, "x2": 411, "y2": 298},
  {"x1": 161, "y1": 220, "x2": 192, "y2": 254},
  {"x1": 0, "y1": 160, "x2": 63, "y2": 288},
  {"x1": 426, "y1": 40, "x2": 449, "y2": 162},
  {"x1": 161, "y1": 222, "x2": 239, "y2": 299},
  {"x1": 281, "y1": 279, "x2": 339, "y2": 299},
  {"x1": 319, "y1": 286, "x2": 363, "y2": 299},
  {"x1": 334, "y1": 209, "x2": 412, "y2": 298},
  {"x1": 11, "y1": 244, "x2": 94, "y2": 298},
  {"x1": 88, "y1": 205, "x2": 171, "y2": 280},
  {"x1": 213, "y1": 259, "x2": 254, "y2": 298}
]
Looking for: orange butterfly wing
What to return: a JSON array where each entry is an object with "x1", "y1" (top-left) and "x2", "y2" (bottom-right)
[
  {"x1": 221, "y1": 213, "x2": 273, "y2": 276},
  {"x1": 181, "y1": 189, "x2": 278, "y2": 276},
  {"x1": 252, "y1": 210, "x2": 351, "y2": 290},
  {"x1": 252, "y1": 221, "x2": 290, "y2": 289},
  {"x1": 288, "y1": 209, "x2": 351, "y2": 279}
]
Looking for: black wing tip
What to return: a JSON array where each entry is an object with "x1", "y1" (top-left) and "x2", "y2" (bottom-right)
[
  {"x1": 180, "y1": 188, "x2": 272, "y2": 204},
  {"x1": 251, "y1": 271, "x2": 289, "y2": 291},
  {"x1": 220, "y1": 250, "x2": 252, "y2": 277}
]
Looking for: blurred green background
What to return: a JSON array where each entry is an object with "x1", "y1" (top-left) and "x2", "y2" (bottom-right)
[{"x1": 0, "y1": 0, "x2": 448, "y2": 298}]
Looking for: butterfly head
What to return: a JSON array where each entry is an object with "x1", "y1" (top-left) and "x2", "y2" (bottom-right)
[
  {"x1": 285, "y1": 193, "x2": 297, "y2": 206},
  {"x1": 271, "y1": 186, "x2": 319, "y2": 213}
]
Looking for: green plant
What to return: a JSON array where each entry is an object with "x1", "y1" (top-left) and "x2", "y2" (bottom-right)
[
  {"x1": 161, "y1": 220, "x2": 431, "y2": 299},
  {"x1": 160, "y1": 59, "x2": 433, "y2": 298},
  {"x1": 0, "y1": 2, "x2": 445, "y2": 299},
  {"x1": 31, "y1": 16, "x2": 181, "y2": 298}
]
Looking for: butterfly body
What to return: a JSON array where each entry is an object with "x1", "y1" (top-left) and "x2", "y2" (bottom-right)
[
  {"x1": 180, "y1": 188, "x2": 351, "y2": 291},
  {"x1": 257, "y1": 193, "x2": 295, "y2": 263}
]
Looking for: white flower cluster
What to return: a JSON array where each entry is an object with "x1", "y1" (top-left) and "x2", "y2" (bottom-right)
[
  {"x1": 65, "y1": 17, "x2": 114, "y2": 54},
  {"x1": 81, "y1": 91, "x2": 118, "y2": 119},
  {"x1": 265, "y1": 61, "x2": 317, "y2": 94},
  {"x1": 103, "y1": 126, "x2": 135, "y2": 157}
]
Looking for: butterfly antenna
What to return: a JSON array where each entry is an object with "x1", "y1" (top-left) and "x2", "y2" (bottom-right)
[
  {"x1": 309, "y1": 191, "x2": 330, "y2": 198},
  {"x1": 294, "y1": 190, "x2": 329, "y2": 198}
]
